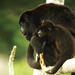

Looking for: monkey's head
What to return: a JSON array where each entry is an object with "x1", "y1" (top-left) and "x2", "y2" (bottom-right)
[
  {"x1": 37, "y1": 20, "x2": 55, "y2": 38},
  {"x1": 19, "y1": 11, "x2": 37, "y2": 40}
]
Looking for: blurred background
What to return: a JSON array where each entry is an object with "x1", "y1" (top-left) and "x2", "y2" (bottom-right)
[{"x1": 0, "y1": 0, "x2": 75, "y2": 75}]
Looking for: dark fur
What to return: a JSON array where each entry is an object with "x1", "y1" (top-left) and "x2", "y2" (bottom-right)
[
  {"x1": 27, "y1": 21, "x2": 75, "y2": 74},
  {"x1": 19, "y1": 3, "x2": 75, "y2": 74},
  {"x1": 19, "y1": 3, "x2": 75, "y2": 40}
]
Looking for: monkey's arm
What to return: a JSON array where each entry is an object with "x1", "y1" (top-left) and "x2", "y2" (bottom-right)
[{"x1": 27, "y1": 44, "x2": 41, "y2": 69}]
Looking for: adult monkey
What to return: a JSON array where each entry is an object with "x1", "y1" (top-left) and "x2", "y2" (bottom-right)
[
  {"x1": 19, "y1": 2, "x2": 75, "y2": 75},
  {"x1": 19, "y1": 3, "x2": 75, "y2": 41}
]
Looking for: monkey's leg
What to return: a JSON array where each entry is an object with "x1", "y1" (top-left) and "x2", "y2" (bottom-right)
[{"x1": 27, "y1": 44, "x2": 41, "y2": 69}]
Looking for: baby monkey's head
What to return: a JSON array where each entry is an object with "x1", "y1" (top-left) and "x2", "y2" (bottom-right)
[{"x1": 37, "y1": 20, "x2": 55, "y2": 38}]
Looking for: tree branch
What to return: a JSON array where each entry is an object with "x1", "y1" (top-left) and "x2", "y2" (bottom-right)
[{"x1": 46, "y1": 0, "x2": 64, "y2": 5}]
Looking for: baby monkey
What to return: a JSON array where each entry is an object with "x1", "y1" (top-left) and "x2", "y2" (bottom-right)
[{"x1": 27, "y1": 20, "x2": 75, "y2": 74}]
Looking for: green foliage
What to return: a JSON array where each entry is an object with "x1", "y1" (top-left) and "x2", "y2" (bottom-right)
[
  {"x1": 0, "y1": 0, "x2": 46, "y2": 59},
  {"x1": 65, "y1": 0, "x2": 75, "y2": 10},
  {"x1": 14, "y1": 59, "x2": 33, "y2": 75}
]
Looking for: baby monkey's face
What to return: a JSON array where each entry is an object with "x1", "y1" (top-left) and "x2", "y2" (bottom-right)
[
  {"x1": 37, "y1": 20, "x2": 54, "y2": 38},
  {"x1": 37, "y1": 25, "x2": 52, "y2": 38}
]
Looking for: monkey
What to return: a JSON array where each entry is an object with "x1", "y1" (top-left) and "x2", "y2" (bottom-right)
[
  {"x1": 19, "y1": 3, "x2": 75, "y2": 75},
  {"x1": 27, "y1": 20, "x2": 75, "y2": 74},
  {"x1": 19, "y1": 3, "x2": 75, "y2": 41}
]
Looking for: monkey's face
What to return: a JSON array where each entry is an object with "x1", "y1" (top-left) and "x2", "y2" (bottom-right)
[
  {"x1": 19, "y1": 12, "x2": 35, "y2": 40},
  {"x1": 20, "y1": 22, "x2": 32, "y2": 40},
  {"x1": 37, "y1": 25, "x2": 53, "y2": 38},
  {"x1": 19, "y1": 17, "x2": 32, "y2": 40},
  {"x1": 37, "y1": 20, "x2": 54, "y2": 38},
  {"x1": 38, "y1": 27, "x2": 49, "y2": 37}
]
